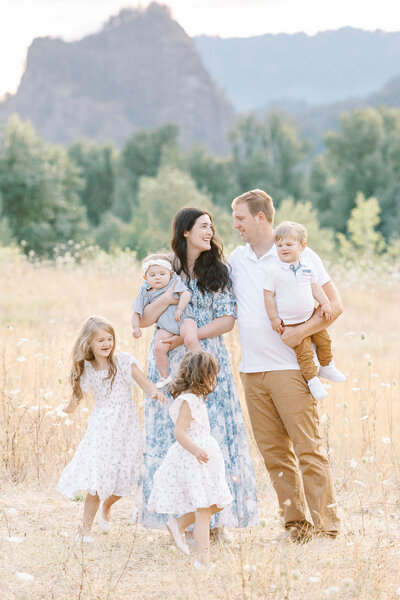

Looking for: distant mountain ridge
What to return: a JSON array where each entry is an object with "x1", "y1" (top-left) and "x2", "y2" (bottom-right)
[
  {"x1": 0, "y1": 3, "x2": 235, "y2": 153},
  {"x1": 194, "y1": 28, "x2": 400, "y2": 112}
]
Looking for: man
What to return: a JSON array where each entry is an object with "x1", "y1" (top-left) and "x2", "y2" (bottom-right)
[{"x1": 228, "y1": 189, "x2": 341, "y2": 540}]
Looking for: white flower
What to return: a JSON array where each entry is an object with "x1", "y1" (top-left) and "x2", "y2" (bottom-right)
[
  {"x1": 349, "y1": 459, "x2": 358, "y2": 469},
  {"x1": 292, "y1": 569, "x2": 301, "y2": 580},
  {"x1": 325, "y1": 586, "x2": 340, "y2": 597},
  {"x1": 345, "y1": 331, "x2": 355, "y2": 337},
  {"x1": 43, "y1": 392, "x2": 53, "y2": 399},
  {"x1": 16, "y1": 356, "x2": 26, "y2": 362},
  {"x1": 371, "y1": 373, "x2": 379, "y2": 377},
  {"x1": 360, "y1": 415, "x2": 368, "y2": 421},
  {"x1": 59, "y1": 531, "x2": 68, "y2": 538},
  {"x1": 381, "y1": 437, "x2": 391, "y2": 444},
  {"x1": 8, "y1": 508, "x2": 19, "y2": 516},
  {"x1": 34, "y1": 353, "x2": 44, "y2": 358},
  {"x1": 65, "y1": 419, "x2": 73, "y2": 426},
  {"x1": 29, "y1": 406, "x2": 39, "y2": 412},
  {"x1": 320, "y1": 413, "x2": 328, "y2": 424},
  {"x1": 396, "y1": 587, "x2": 400, "y2": 596},
  {"x1": 8, "y1": 536, "x2": 24, "y2": 543},
  {"x1": 308, "y1": 576, "x2": 320, "y2": 583},
  {"x1": 278, "y1": 471, "x2": 283, "y2": 477},
  {"x1": 381, "y1": 382, "x2": 390, "y2": 388},
  {"x1": 354, "y1": 480, "x2": 367, "y2": 487},
  {"x1": 351, "y1": 387, "x2": 360, "y2": 392},
  {"x1": 16, "y1": 572, "x2": 34, "y2": 582},
  {"x1": 9, "y1": 389, "x2": 21, "y2": 396},
  {"x1": 343, "y1": 577, "x2": 354, "y2": 587}
]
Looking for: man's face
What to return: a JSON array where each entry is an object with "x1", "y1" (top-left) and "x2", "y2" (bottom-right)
[{"x1": 232, "y1": 202, "x2": 260, "y2": 244}]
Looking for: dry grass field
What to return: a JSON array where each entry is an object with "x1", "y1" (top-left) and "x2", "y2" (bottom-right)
[{"x1": 1, "y1": 247, "x2": 400, "y2": 600}]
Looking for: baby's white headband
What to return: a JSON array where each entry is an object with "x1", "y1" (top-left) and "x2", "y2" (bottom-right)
[{"x1": 142, "y1": 259, "x2": 172, "y2": 274}]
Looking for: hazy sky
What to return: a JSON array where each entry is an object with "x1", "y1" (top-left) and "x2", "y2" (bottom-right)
[{"x1": 1, "y1": 0, "x2": 400, "y2": 97}]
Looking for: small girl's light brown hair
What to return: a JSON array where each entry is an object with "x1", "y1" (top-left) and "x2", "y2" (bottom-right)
[
  {"x1": 274, "y1": 221, "x2": 307, "y2": 245},
  {"x1": 70, "y1": 316, "x2": 117, "y2": 403},
  {"x1": 169, "y1": 351, "x2": 220, "y2": 400}
]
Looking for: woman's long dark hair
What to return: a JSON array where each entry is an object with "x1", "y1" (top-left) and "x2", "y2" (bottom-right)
[{"x1": 171, "y1": 207, "x2": 231, "y2": 293}]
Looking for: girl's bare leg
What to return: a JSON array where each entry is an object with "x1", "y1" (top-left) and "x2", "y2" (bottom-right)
[
  {"x1": 180, "y1": 319, "x2": 201, "y2": 351},
  {"x1": 154, "y1": 329, "x2": 172, "y2": 380},
  {"x1": 102, "y1": 494, "x2": 122, "y2": 522},
  {"x1": 194, "y1": 507, "x2": 212, "y2": 566},
  {"x1": 177, "y1": 511, "x2": 195, "y2": 534},
  {"x1": 82, "y1": 492, "x2": 100, "y2": 534}
]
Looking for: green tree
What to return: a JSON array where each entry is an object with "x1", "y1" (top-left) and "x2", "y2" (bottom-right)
[
  {"x1": 229, "y1": 112, "x2": 310, "y2": 205},
  {"x1": 68, "y1": 141, "x2": 116, "y2": 226},
  {"x1": 344, "y1": 192, "x2": 385, "y2": 258},
  {"x1": 0, "y1": 116, "x2": 87, "y2": 255}
]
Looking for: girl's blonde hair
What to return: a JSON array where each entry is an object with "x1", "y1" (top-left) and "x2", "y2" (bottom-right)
[
  {"x1": 169, "y1": 351, "x2": 220, "y2": 400},
  {"x1": 70, "y1": 316, "x2": 117, "y2": 403}
]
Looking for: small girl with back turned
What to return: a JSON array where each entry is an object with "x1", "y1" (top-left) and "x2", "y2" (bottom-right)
[
  {"x1": 148, "y1": 350, "x2": 233, "y2": 570},
  {"x1": 263, "y1": 221, "x2": 346, "y2": 400},
  {"x1": 56, "y1": 316, "x2": 167, "y2": 543},
  {"x1": 132, "y1": 254, "x2": 201, "y2": 388}
]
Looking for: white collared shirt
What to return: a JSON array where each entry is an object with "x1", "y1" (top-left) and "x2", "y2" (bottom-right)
[
  {"x1": 228, "y1": 243, "x2": 330, "y2": 373},
  {"x1": 263, "y1": 256, "x2": 318, "y2": 325}
]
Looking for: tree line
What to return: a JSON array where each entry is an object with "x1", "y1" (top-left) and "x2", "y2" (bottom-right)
[{"x1": 0, "y1": 106, "x2": 399, "y2": 260}]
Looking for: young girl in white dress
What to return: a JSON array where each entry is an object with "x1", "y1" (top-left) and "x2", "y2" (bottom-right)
[
  {"x1": 56, "y1": 316, "x2": 167, "y2": 543},
  {"x1": 148, "y1": 351, "x2": 233, "y2": 570}
]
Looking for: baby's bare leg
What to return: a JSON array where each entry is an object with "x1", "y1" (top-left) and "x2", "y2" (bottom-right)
[
  {"x1": 154, "y1": 329, "x2": 172, "y2": 380},
  {"x1": 180, "y1": 318, "x2": 201, "y2": 351}
]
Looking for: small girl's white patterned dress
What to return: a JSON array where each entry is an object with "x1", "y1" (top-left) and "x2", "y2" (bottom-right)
[
  {"x1": 56, "y1": 353, "x2": 143, "y2": 501},
  {"x1": 148, "y1": 393, "x2": 233, "y2": 514}
]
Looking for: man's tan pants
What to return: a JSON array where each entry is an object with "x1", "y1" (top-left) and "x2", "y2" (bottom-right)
[{"x1": 241, "y1": 370, "x2": 340, "y2": 535}]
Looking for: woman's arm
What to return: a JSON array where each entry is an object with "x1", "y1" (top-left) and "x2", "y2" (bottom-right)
[
  {"x1": 281, "y1": 281, "x2": 343, "y2": 348},
  {"x1": 138, "y1": 280, "x2": 179, "y2": 327},
  {"x1": 174, "y1": 401, "x2": 208, "y2": 463},
  {"x1": 162, "y1": 315, "x2": 235, "y2": 351}
]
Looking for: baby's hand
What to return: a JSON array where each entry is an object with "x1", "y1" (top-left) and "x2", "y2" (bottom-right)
[
  {"x1": 193, "y1": 447, "x2": 209, "y2": 464},
  {"x1": 151, "y1": 390, "x2": 168, "y2": 404},
  {"x1": 320, "y1": 303, "x2": 333, "y2": 322},
  {"x1": 174, "y1": 309, "x2": 183, "y2": 322},
  {"x1": 271, "y1": 317, "x2": 284, "y2": 334},
  {"x1": 132, "y1": 327, "x2": 142, "y2": 339}
]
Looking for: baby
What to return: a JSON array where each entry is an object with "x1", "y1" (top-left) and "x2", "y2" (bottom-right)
[
  {"x1": 132, "y1": 254, "x2": 200, "y2": 388},
  {"x1": 263, "y1": 221, "x2": 346, "y2": 400}
]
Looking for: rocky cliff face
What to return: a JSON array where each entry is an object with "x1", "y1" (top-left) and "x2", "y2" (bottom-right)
[{"x1": 0, "y1": 3, "x2": 235, "y2": 153}]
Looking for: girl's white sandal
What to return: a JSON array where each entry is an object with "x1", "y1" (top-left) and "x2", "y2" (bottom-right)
[
  {"x1": 166, "y1": 515, "x2": 190, "y2": 556},
  {"x1": 74, "y1": 533, "x2": 94, "y2": 544},
  {"x1": 97, "y1": 501, "x2": 110, "y2": 533}
]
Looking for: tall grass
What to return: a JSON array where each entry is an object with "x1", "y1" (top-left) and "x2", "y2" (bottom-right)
[{"x1": 1, "y1": 247, "x2": 400, "y2": 599}]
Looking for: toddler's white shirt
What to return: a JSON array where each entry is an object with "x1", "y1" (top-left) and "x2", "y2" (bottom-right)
[{"x1": 263, "y1": 257, "x2": 318, "y2": 325}]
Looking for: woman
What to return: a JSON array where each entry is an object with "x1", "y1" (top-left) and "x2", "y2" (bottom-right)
[{"x1": 138, "y1": 207, "x2": 258, "y2": 529}]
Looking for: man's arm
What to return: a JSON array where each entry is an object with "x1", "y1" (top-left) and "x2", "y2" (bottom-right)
[{"x1": 281, "y1": 281, "x2": 343, "y2": 348}]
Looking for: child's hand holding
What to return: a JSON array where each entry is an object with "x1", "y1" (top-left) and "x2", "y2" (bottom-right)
[
  {"x1": 174, "y1": 309, "x2": 183, "y2": 322},
  {"x1": 150, "y1": 389, "x2": 168, "y2": 404},
  {"x1": 320, "y1": 303, "x2": 333, "y2": 322},
  {"x1": 271, "y1": 317, "x2": 284, "y2": 334},
  {"x1": 193, "y1": 446, "x2": 209, "y2": 464},
  {"x1": 132, "y1": 326, "x2": 142, "y2": 339}
]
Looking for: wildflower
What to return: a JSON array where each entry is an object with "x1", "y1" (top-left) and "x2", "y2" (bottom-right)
[
  {"x1": 16, "y1": 357, "x2": 26, "y2": 362},
  {"x1": 320, "y1": 413, "x2": 328, "y2": 424},
  {"x1": 363, "y1": 353, "x2": 370, "y2": 360},
  {"x1": 381, "y1": 437, "x2": 391, "y2": 444},
  {"x1": 324, "y1": 586, "x2": 340, "y2": 597},
  {"x1": 343, "y1": 578, "x2": 354, "y2": 587},
  {"x1": 59, "y1": 531, "x2": 68, "y2": 538},
  {"x1": 278, "y1": 471, "x2": 283, "y2": 477},
  {"x1": 351, "y1": 387, "x2": 360, "y2": 392},
  {"x1": 360, "y1": 415, "x2": 368, "y2": 421},
  {"x1": 65, "y1": 419, "x2": 73, "y2": 426},
  {"x1": 283, "y1": 499, "x2": 291, "y2": 506},
  {"x1": 43, "y1": 392, "x2": 53, "y2": 399},
  {"x1": 345, "y1": 331, "x2": 355, "y2": 337},
  {"x1": 371, "y1": 373, "x2": 379, "y2": 377},
  {"x1": 292, "y1": 569, "x2": 301, "y2": 580},
  {"x1": 8, "y1": 537, "x2": 24, "y2": 543},
  {"x1": 29, "y1": 406, "x2": 39, "y2": 412},
  {"x1": 308, "y1": 576, "x2": 320, "y2": 583},
  {"x1": 9, "y1": 389, "x2": 21, "y2": 396},
  {"x1": 16, "y1": 572, "x2": 34, "y2": 582},
  {"x1": 34, "y1": 353, "x2": 44, "y2": 358},
  {"x1": 8, "y1": 508, "x2": 19, "y2": 516},
  {"x1": 343, "y1": 402, "x2": 348, "y2": 408},
  {"x1": 354, "y1": 480, "x2": 367, "y2": 487},
  {"x1": 349, "y1": 459, "x2": 358, "y2": 469},
  {"x1": 381, "y1": 383, "x2": 390, "y2": 388},
  {"x1": 360, "y1": 332, "x2": 366, "y2": 340}
]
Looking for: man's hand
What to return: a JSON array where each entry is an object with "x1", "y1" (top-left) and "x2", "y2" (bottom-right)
[
  {"x1": 271, "y1": 317, "x2": 284, "y2": 334},
  {"x1": 193, "y1": 446, "x2": 209, "y2": 464},
  {"x1": 174, "y1": 309, "x2": 183, "y2": 322},
  {"x1": 320, "y1": 302, "x2": 333, "y2": 322},
  {"x1": 132, "y1": 326, "x2": 142, "y2": 339},
  {"x1": 160, "y1": 334, "x2": 183, "y2": 351},
  {"x1": 281, "y1": 325, "x2": 304, "y2": 349}
]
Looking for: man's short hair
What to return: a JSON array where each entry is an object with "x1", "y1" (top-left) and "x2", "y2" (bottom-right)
[
  {"x1": 231, "y1": 189, "x2": 275, "y2": 223},
  {"x1": 274, "y1": 221, "x2": 307, "y2": 245}
]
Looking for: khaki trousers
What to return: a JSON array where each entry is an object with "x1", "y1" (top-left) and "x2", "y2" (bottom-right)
[{"x1": 241, "y1": 370, "x2": 340, "y2": 534}]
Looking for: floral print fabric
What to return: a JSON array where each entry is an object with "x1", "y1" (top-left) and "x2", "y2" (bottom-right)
[
  {"x1": 140, "y1": 282, "x2": 258, "y2": 528},
  {"x1": 56, "y1": 352, "x2": 143, "y2": 501},
  {"x1": 148, "y1": 393, "x2": 233, "y2": 514}
]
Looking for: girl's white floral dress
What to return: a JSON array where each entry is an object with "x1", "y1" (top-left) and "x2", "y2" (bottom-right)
[
  {"x1": 148, "y1": 393, "x2": 233, "y2": 514},
  {"x1": 140, "y1": 282, "x2": 258, "y2": 529},
  {"x1": 56, "y1": 353, "x2": 143, "y2": 501}
]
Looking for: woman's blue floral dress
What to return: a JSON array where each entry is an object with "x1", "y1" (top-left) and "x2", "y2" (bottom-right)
[{"x1": 139, "y1": 281, "x2": 258, "y2": 529}]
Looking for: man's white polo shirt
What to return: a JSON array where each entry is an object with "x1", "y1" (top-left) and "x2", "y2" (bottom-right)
[{"x1": 228, "y1": 244, "x2": 330, "y2": 373}]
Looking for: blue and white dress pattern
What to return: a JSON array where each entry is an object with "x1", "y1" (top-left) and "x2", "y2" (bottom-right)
[{"x1": 140, "y1": 280, "x2": 258, "y2": 528}]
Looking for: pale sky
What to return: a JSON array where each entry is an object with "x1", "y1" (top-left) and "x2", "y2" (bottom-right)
[{"x1": 1, "y1": 0, "x2": 400, "y2": 98}]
